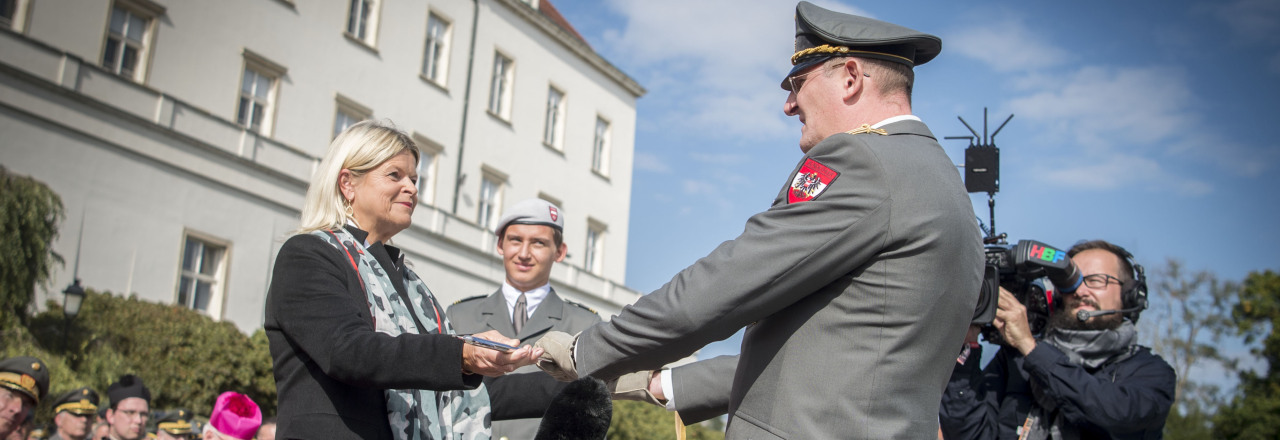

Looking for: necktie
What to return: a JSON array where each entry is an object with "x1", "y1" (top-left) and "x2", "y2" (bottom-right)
[{"x1": 513, "y1": 293, "x2": 527, "y2": 333}]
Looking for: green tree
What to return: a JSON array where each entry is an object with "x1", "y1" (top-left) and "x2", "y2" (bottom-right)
[
  {"x1": 0, "y1": 166, "x2": 65, "y2": 329},
  {"x1": 12, "y1": 289, "x2": 276, "y2": 426},
  {"x1": 1140, "y1": 259, "x2": 1237, "y2": 439},
  {"x1": 608, "y1": 400, "x2": 724, "y2": 440},
  {"x1": 1213, "y1": 270, "x2": 1280, "y2": 440}
]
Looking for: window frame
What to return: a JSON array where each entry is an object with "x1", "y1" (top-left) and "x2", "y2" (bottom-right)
[
  {"x1": 477, "y1": 167, "x2": 507, "y2": 231},
  {"x1": 584, "y1": 219, "x2": 606, "y2": 275},
  {"x1": 235, "y1": 50, "x2": 287, "y2": 136},
  {"x1": 332, "y1": 93, "x2": 372, "y2": 139},
  {"x1": 591, "y1": 115, "x2": 612, "y2": 176},
  {"x1": 1, "y1": 0, "x2": 32, "y2": 32},
  {"x1": 543, "y1": 85, "x2": 567, "y2": 150},
  {"x1": 345, "y1": 0, "x2": 382, "y2": 47},
  {"x1": 487, "y1": 51, "x2": 515, "y2": 121},
  {"x1": 420, "y1": 11, "x2": 452, "y2": 87},
  {"x1": 412, "y1": 132, "x2": 444, "y2": 206},
  {"x1": 100, "y1": 0, "x2": 164, "y2": 83},
  {"x1": 174, "y1": 231, "x2": 231, "y2": 319}
]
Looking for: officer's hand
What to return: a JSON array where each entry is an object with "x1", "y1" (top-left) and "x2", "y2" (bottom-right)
[
  {"x1": 994, "y1": 287, "x2": 1036, "y2": 355},
  {"x1": 606, "y1": 370, "x2": 665, "y2": 406},
  {"x1": 461, "y1": 330, "x2": 542, "y2": 377},
  {"x1": 535, "y1": 331, "x2": 580, "y2": 381}
]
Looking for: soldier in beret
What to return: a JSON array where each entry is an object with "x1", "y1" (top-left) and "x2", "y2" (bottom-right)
[
  {"x1": 47, "y1": 387, "x2": 99, "y2": 440},
  {"x1": 0, "y1": 357, "x2": 49, "y2": 439},
  {"x1": 534, "y1": 2, "x2": 983, "y2": 438},
  {"x1": 447, "y1": 199, "x2": 602, "y2": 440},
  {"x1": 152, "y1": 409, "x2": 193, "y2": 440},
  {"x1": 103, "y1": 375, "x2": 150, "y2": 440}
]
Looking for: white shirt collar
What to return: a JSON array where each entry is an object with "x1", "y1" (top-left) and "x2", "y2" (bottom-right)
[
  {"x1": 502, "y1": 282, "x2": 552, "y2": 320},
  {"x1": 871, "y1": 114, "x2": 921, "y2": 129}
]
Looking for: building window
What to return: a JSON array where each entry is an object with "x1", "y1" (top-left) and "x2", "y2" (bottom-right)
[
  {"x1": 413, "y1": 133, "x2": 443, "y2": 206},
  {"x1": 102, "y1": 1, "x2": 161, "y2": 82},
  {"x1": 236, "y1": 50, "x2": 286, "y2": 135},
  {"x1": 332, "y1": 94, "x2": 372, "y2": 139},
  {"x1": 584, "y1": 220, "x2": 605, "y2": 275},
  {"x1": 592, "y1": 116, "x2": 611, "y2": 175},
  {"x1": 346, "y1": 0, "x2": 380, "y2": 46},
  {"x1": 421, "y1": 12, "x2": 451, "y2": 86},
  {"x1": 176, "y1": 233, "x2": 228, "y2": 317},
  {"x1": 488, "y1": 52, "x2": 514, "y2": 120},
  {"x1": 477, "y1": 170, "x2": 505, "y2": 231},
  {"x1": 543, "y1": 86, "x2": 566, "y2": 149},
  {"x1": 1, "y1": 0, "x2": 31, "y2": 31}
]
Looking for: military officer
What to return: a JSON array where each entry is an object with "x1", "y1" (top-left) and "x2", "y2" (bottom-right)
[
  {"x1": 0, "y1": 357, "x2": 49, "y2": 439},
  {"x1": 448, "y1": 198, "x2": 602, "y2": 440},
  {"x1": 535, "y1": 2, "x2": 984, "y2": 438},
  {"x1": 152, "y1": 409, "x2": 193, "y2": 440},
  {"x1": 47, "y1": 387, "x2": 99, "y2": 440}
]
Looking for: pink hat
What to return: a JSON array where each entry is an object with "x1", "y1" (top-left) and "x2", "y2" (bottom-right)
[{"x1": 210, "y1": 391, "x2": 262, "y2": 440}]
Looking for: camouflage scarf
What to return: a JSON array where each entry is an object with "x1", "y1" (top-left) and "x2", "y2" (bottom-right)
[{"x1": 314, "y1": 229, "x2": 492, "y2": 440}]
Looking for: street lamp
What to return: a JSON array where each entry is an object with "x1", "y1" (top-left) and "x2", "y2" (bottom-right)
[
  {"x1": 62, "y1": 278, "x2": 85, "y2": 318},
  {"x1": 62, "y1": 279, "x2": 85, "y2": 352}
]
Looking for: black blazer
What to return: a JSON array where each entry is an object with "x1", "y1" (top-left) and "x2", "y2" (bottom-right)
[{"x1": 265, "y1": 226, "x2": 553, "y2": 439}]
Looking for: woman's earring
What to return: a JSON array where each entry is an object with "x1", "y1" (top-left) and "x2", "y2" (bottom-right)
[{"x1": 343, "y1": 199, "x2": 354, "y2": 218}]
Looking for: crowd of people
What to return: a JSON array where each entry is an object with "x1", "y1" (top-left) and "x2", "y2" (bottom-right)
[
  {"x1": 0, "y1": 365, "x2": 273, "y2": 440},
  {"x1": 7, "y1": 2, "x2": 1178, "y2": 439}
]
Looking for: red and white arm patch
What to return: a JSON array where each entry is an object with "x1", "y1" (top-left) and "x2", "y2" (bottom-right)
[{"x1": 787, "y1": 158, "x2": 840, "y2": 203}]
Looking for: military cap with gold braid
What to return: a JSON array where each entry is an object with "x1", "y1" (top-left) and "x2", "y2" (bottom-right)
[
  {"x1": 52, "y1": 387, "x2": 100, "y2": 415},
  {"x1": 783, "y1": 1, "x2": 942, "y2": 90},
  {"x1": 155, "y1": 408, "x2": 195, "y2": 436},
  {"x1": 0, "y1": 356, "x2": 49, "y2": 404}
]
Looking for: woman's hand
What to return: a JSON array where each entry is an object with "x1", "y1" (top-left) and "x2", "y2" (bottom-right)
[{"x1": 461, "y1": 330, "x2": 544, "y2": 377}]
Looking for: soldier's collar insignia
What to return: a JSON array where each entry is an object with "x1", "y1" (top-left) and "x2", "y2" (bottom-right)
[
  {"x1": 789, "y1": 158, "x2": 839, "y2": 203},
  {"x1": 846, "y1": 124, "x2": 888, "y2": 135}
]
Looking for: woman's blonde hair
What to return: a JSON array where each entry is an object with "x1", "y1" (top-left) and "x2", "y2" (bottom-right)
[{"x1": 296, "y1": 120, "x2": 419, "y2": 235}]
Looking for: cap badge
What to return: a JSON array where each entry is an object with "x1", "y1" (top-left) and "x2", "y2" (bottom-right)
[
  {"x1": 19, "y1": 374, "x2": 35, "y2": 390},
  {"x1": 548, "y1": 206, "x2": 559, "y2": 222},
  {"x1": 789, "y1": 158, "x2": 839, "y2": 203}
]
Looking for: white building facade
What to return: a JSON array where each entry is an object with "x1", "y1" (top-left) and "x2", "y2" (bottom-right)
[{"x1": 0, "y1": 0, "x2": 645, "y2": 332}]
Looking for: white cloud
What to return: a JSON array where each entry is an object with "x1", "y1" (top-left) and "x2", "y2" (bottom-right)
[
  {"x1": 633, "y1": 151, "x2": 672, "y2": 173},
  {"x1": 948, "y1": 16, "x2": 1071, "y2": 72},
  {"x1": 1006, "y1": 65, "x2": 1196, "y2": 152},
  {"x1": 1034, "y1": 153, "x2": 1212, "y2": 196}
]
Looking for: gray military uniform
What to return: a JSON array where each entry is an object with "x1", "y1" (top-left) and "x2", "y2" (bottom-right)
[
  {"x1": 447, "y1": 288, "x2": 602, "y2": 440},
  {"x1": 574, "y1": 119, "x2": 984, "y2": 439}
]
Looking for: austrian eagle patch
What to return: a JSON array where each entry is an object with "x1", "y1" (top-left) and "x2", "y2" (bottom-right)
[{"x1": 788, "y1": 158, "x2": 839, "y2": 203}]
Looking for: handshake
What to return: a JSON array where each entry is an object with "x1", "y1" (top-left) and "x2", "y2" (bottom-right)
[{"x1": 535, "y1": 331, "x2": 666, "y2": 406}]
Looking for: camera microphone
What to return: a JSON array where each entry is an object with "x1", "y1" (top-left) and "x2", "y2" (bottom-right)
[{"x1": 1076, "y1": 307, "x2": 1143, "y2": 322}]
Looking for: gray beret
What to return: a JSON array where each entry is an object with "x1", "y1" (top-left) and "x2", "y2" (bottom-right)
[
  {"x1": 495, "y1": 199, "x2": 563, "y2": 235},
  {"x1": 783, "y1": 1, "x2": 942, "y2": 89}
]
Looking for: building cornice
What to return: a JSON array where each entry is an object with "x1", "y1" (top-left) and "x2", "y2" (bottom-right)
[{"x1": 494, "y1": 0, "x2": 646, "y2": 98}]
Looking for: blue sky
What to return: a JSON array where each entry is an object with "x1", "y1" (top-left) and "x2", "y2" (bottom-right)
[{"x1": 551, "y1": 0, "x2": 1280, "y2": 379}]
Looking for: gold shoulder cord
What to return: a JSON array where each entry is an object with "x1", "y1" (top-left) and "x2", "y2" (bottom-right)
[
  {"x1": 846, "y1": 124, "x2": 888, "y2": 135},
  {"x1": 674, "y1": 411, "x2": 687, "y2": 440}
]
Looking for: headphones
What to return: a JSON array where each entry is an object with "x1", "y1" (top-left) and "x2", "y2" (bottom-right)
[{"x1": 1114, "y1": 244, "x2": 1148, "y2": 323}]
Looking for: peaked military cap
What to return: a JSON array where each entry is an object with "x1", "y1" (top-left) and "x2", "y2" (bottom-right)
[
  {"x1": 106, "y1": 374, "x2": 151, "y2": 405},
  {"x1": 156, "y1": 408, "x2": 195, "y2": 435},
  {"x1": 783, "y1": 1, "x2": 942, "y2": 90},
  {"x1": 495, "y1": 199, "x2": 564, "y2": 235},
  {"x1": 0, "y1": 356, "x2": 49, "y2": 404},
  {"x1": 53, "y1": 387, "x2": 100, "y2": 415}
]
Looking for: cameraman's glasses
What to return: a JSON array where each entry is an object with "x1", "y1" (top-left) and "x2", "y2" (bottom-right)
[{"x1": 1081, "y1": 273, "x2": 1123, "y2": 289}]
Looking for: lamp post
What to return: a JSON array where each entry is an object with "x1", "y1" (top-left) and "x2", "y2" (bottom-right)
[{"x1": 62, "y1": 278, "x2": 85, "y2": 351}]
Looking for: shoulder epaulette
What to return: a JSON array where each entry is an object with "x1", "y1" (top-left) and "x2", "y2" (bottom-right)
[
  {"x1": 452, "y1": 295, "x2": 487, "y2": 306},
  {"x1": 565, "y1": 300, "x2": 597, "y2": 315}
]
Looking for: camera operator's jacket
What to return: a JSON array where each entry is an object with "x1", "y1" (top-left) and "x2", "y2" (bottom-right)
[{"x1": 939, "y1": 341, "x2": 1176, "y2": 439}]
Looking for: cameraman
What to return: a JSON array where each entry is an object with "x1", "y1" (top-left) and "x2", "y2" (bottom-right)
[{"x1": 939, "y1": 240, "x2": 1176, "y2": 439}]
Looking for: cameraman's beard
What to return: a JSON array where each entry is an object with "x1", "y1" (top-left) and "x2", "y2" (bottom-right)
[{"x1": 1049, "y1": 295, "x2": 1124, "y2": 331}]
